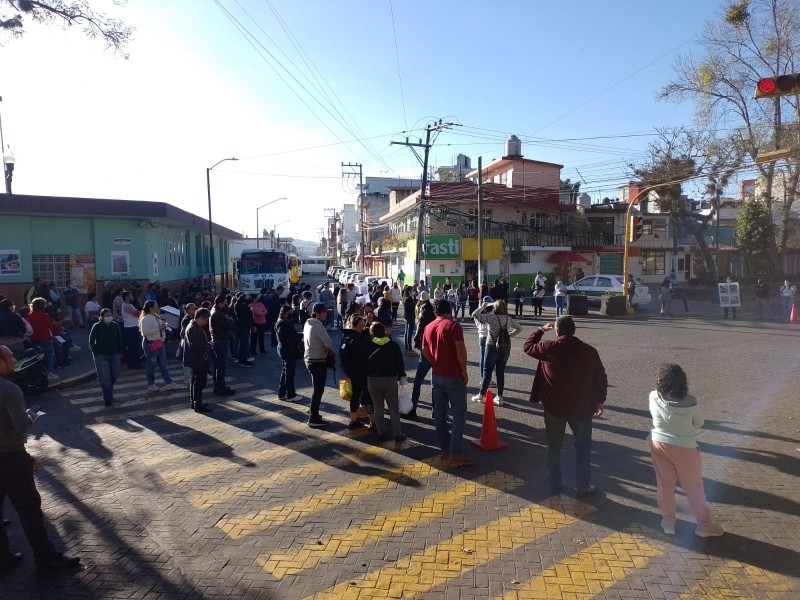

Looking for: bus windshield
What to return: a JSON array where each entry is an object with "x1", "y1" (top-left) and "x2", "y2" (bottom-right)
[{"x1": 240, "y1": 253, "x2": 287, "y2": 274}]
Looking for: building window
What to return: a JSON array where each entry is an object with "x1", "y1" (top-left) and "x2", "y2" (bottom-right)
[
  {"x1": 521, "y1": 212, "x2": 528, "y2": 225},
  {"x1": 32, "y1": 254, "x2": 71, "y2": 287},
  {"x1": 643, "y1": 218, "x2": 667, "y2": 239},
  {"x1": 642, "y1": 251, "x2": 666, "y2": 275},
  {"x1": 530, "y1": 212, "x2": 545, "y2": 231}
]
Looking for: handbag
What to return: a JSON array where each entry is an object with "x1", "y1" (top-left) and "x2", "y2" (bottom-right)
[
  {"x1": 149, "y1": 339, "x2": 164, "y2": 352},
  {"x1": 339, "y1": 378, "x2": 353, "y2": 401},
  {"x1": 397, "y1": 382, "x2": 413, "y2": 415}
]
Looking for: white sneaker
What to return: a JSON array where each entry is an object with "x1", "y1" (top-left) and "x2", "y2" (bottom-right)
[
  {"x1": 46, "y1": 372, "x2": 59, "y2": 380},
  {"x1": 147, "y1": 385, "x2": 160, "y2": 393},
  {"x1": 71, "y1": 344, "x2": 81, "y2": 351},
  {"x1": 661, "y1": 519, "x2": 676, "y2": 535},
  {"x1": 164, "y1": 382, "x2": 181, "y2": 391},
  {"x1": 493, "y1": 395, "x2": 504, "y2": 406},
  {"x1": 471, "y1": 394, "x2": 484, "y2": 403},
  {"x1": 246, "y1": 357, "x2": 255, "y2": 363}
]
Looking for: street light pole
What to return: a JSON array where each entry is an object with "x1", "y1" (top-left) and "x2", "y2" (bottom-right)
[
  {"x1": 256, "y1": 197, "x2": 287, "y2": 248},
  {"x1": 206, "y1": 156, "x2": 238, "y2": 291},
  {"x1": 274, "y1": 219, "x2": 290, "y2": 251}
]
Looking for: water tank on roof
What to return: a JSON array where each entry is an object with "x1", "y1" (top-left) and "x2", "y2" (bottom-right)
[
  {"x1": 577, "y1": 192, "x2": 592, "y2": 207},
  {"x1": 505, "y1": 135, "x2": 522, "y2": 158}
]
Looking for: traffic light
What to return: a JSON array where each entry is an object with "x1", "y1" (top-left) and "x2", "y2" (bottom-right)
[
  {"x1": 629, "y1": 215, "x2": 643, "y2": 242},
  {"x1": 755, "y1": 74, "x2": 800, "y2": 99}
]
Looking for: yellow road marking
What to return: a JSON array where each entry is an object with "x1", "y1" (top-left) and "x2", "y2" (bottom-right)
[
  {"x1": 677, "y1": 560, "x2": 793, "y2": 599},
  {"x1": 217, "y1": 455, "x2": 452, "y2": 540},
  {"x1": 302, "y1": 496, "x2": 596, "y2": 600},
  {"x1": 190, "y1": 445, "x2": 385, "y2": 508},
  {"x1": 496, "y1": 531, "x2": 663, "y2": 600},
  {"x1": 260, "y1": 471, "x2": 525, "y2": 578}
]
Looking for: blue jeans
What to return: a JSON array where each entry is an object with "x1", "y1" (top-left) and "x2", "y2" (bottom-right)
[
  {"x1": 142, "y1": 341, "x2": 173, "y2": 386},
  {"x1": 478, "y1": 336, "x2": 487, "y2": 380},
  {"x1": 278, "y1": 346, "x2": 296, "y2": 398},
  {"x1": 93, "y1": 353, "x2": 121, "y2": 405},
  {"x1": 479, "y1": 344, "x2": 509, "y2": 396},
  {"x1": 54, "y1": 331, "x2": 72, "y2": 365},
  {"x1": 544, "y1": 410, "x2": 593, "y2": 493},
  {"x1": 432, "y1": 375, "x2": 467, "y2": 454},
  {"x1": 123, "y1": 326, "x2": 142, "y2": 366},
  {"x1": 782, "y1": 296, "x2": 794, "y2": 320},
  {"x1": 213, "y1": 341, "x2": 228, "y2": 390},
  {"x1": 555, "y1": 295, "x2": 566, "y2": 317},
  {"x1": 36, "y1": 340, "x2": 55, "y2": 374},
  {"x1": 410, "y1": 355, "x2": 432, "y2": 409},
  {"x1": 404, "y1": 319, "x2": 415, "y2": 351}
]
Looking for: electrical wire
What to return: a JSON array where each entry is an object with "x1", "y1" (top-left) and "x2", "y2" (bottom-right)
[{"x1": 388, "y1": 0, "x2": 408, "y2": 130}]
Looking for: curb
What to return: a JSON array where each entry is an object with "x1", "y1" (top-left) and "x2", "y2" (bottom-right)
[{"x1": 51, "y1": 370, "x2": 97, "y2": 392}]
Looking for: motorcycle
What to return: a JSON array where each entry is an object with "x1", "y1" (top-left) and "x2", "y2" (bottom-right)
[{"x1": 12, "y1": 348, "x2": 49, "y2": 396}]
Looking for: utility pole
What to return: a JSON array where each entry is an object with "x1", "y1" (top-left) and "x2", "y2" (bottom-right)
[
  {"x1": 341, "y1": 162, "x2": 365, "y2": 271},
  {"x1": 477, "y1": 156, "x2": 484, "y2": 286},
  {"x1": 391, "y1": 119, "x2": 457, "y2": 285}
]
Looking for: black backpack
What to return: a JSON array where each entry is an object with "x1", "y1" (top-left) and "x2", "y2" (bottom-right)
[{"x1": 496, "y1": 316, "x2": 512, "y2": 356}]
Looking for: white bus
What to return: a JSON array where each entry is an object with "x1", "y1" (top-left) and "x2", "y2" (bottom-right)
[
  {"x1": 237, "y1": 248, "x2": 290, "y2": 297},
  {"x1": 299, "y1": 256, "x2": 330, "y2": 275}
]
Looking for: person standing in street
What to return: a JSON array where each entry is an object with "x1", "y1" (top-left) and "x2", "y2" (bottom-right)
[
  {"x1": 626, "y1": 274, "x2": 636, "y2": 308},
  {"x1": 249, "y1": 293, "x2": 268, "y2": 355},
  {"x1": 659, "y1": 277, "x2": 673, "y2": 317},
  {"x1": 366, "y1": 322, "x2": 407, "y2": 443},
  {"x1": 210, "y1": 295, "x2": 235, "y2": 397},
  {"x1": 471, "y1": 299, "x2": 522, "y2": 407},
  {"x1": 88, "y1": 308, "x2": 123, "y2": 407},
  {"x1": 275, "y1": 305, "x2": 300, "y2": 402},
  {"x1": 0, "y1": 345, "x2": 82, "y2": 574},
  {"x1": 647, "y1": 363, "x2": 724, "y2": 537},
  {"x1": 422, "y1": 299, "x2": 474, "y2": 467},
  {"x1": 234, "y1": 294, "x2": 254, "y2": 367},
  {"x1": 27, "y1": 298, "x2": 62, "y2": 380},
  {"x1": 513, "y1": 282, "x2": 525, "y2": 317},
  {"x1": 473, "y1": 296, "x2": 493, "y2": 383},
  {"x1": 402, "y1": 287, "x2": 417, "y2": 356},
  {"x1": 265, "y1": 286, "x2": 284, "y2": 344},
  {"x1": 754, "y1": 278, "x2": 771, "y2": 320},
  {"x1": 304, "y1": 303, "x2": 334, "y2": 427},
  {"x1": 523, "y1": 316, "x2": 608, "y2": 496},
  {"x1": 182, "y1": 307, "x2": 213, "y2": 413},
  {"x1": 120, "y1": 291, "x2": 143, "y2": 369},
  {"x1": 467, "y1": 280, "x2": 480, "y2": 315},
  {"x1": 554, "y1": 278, "x2": 568, "y2": 317},
  {"x1": 409, "y1": 300, "x2": 436, "y2": 418},
  {"x1": 139, "y1": 301, "x2": 180, "y2": 393},
  {"x1": 779, "y1": 279, "x2": 796, "y2": 321},
  {"x1": 318, "y1": 282, "x2": 336, "y2": 330}
]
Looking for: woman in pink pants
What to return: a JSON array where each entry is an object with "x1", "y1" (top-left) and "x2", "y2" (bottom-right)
[{"x1": 648, "y1": 364, "x2": 724, "y2": 537}]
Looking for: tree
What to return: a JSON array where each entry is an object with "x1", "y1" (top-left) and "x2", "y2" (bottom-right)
[
  {"x1": 736, "y1": 197, "x2": 774, "y2": 273},
  {"x1": 0, "y1": 0, "x2": 133, "y2": 56},
  {"x1": 629, "y1": 128, "x2": 737, "y2": 279},
  {"x1": 435, "y1": 167, "x2": 456, "y2": 183},
  {"x1": 660, "y1": 0, "x2": 800, "y2": 267},
  {"x1": 560, "y1": 178, "x2": 581, "y2": 203}
]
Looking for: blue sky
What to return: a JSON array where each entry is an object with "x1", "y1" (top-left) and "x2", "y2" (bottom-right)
[{"x1": 1, "y1": 0, "x2": 728, "y2": 244}]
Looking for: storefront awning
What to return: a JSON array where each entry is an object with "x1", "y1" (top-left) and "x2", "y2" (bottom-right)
[{"x1": 548, "y1": 251, "x2": 589, "y2": 264}]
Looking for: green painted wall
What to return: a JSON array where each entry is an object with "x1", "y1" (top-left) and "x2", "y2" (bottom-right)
[
  {"x1": 0, "y1": 216, "x2": 33, "y2": 283},
  {"x1": 31, "y1": 218, "x2": 94, "y2": 254},
  {"x1": 93, "y1": 220, "x2": 148, "y2": 280}
]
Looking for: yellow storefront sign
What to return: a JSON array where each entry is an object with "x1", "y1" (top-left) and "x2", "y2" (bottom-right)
[{"x1": 406, "y1": 238, "x2": 502, "y2": 261}]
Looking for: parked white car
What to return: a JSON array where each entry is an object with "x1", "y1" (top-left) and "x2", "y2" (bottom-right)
[{"x1": 567, "y1": 275, "x2": 652, "y2": 307}]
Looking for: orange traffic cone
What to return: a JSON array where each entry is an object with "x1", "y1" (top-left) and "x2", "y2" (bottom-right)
[
  {"x1": 790, "y1": 303, "x2": 798, "y2": 324},
  {"x1": 471, "y1": 390, "x2": 509, "y2": 451}
]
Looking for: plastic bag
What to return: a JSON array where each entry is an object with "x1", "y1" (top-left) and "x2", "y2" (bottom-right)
[
  {"x1": 339, "y1": 378, "x2": 353, "y2": 401},
  {"x1": 397, "y1": 382, "x2": 413, "y2": 414}
]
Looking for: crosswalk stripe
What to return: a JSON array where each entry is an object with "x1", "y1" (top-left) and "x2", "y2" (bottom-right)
[
  {"x1": 93, "y1": 386, "x2": 275, "y2": 423},
  {"x1": 301, "y1": 496, "x2": 596, "y2": 600},
  {"x1": 217, "y1": 454, "x2": 452, "y2": 540},
  {"x1": 190, "y1": 445, "x2": 385, "y2": 509},
  {"x1": 495, "y1": 531, "x2": 663, "y2": 600},
  {"x1": 677, "y1": 560, "x2": 793, "y2": 599},
  {"x1": 259, "y1": 471, "x2": 526, "y2": 579}
]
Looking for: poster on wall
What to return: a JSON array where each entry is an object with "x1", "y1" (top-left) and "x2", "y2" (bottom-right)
[
  {"x1": 69, "y1": 255, "x2": 96, "y2": 293},
  {"x1": 0, "y1": 250, "x2": 21, "y2": 276},
  {"x1": 111, "y1": 251, "x2": 131, "y2": 275}
]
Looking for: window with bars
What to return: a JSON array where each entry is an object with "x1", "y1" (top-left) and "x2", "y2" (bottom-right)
[{"x1": 32, "y1": 254, "x2": 71, "y2": 286}]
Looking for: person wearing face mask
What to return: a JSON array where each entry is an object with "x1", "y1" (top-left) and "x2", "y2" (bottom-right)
[{"x1": 88, "y1": 308, "x2": 124, "y2": 407}]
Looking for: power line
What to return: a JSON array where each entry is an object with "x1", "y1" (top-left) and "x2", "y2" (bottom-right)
[{"x1": 388, "y1": 0, "x2": 408, "y2": 129}]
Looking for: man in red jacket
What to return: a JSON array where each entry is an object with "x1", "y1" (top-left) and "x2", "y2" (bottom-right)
[{"x1": 523, "y1": 316, "x2": 608, "y2": 497}]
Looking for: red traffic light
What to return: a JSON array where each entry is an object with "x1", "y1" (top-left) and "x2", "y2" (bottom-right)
[
  {"x1": 757, "y1": 78, "x2": 776, "y2": 95},
  {"x1": 755, "y1": 74, "x2": 800, "y2": 98}
]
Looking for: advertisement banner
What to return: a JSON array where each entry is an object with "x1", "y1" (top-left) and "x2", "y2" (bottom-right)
[
  {"x1": 0, "y1": 250, "x2": 21, "y2": 276},
  {"x1": 69, "y1": 255, "x2": 96, "y2": 293}
]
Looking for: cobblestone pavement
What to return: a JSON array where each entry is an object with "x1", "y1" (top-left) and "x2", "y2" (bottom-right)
[{"x1": 1, "y1": 304, "x2": 799, "y2": 599}]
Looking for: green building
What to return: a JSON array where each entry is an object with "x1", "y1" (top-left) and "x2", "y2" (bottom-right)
[{"x1": 0, "y1": 194, "x2": 241, "y2": 304}]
